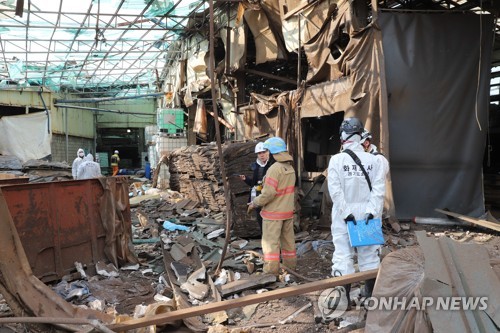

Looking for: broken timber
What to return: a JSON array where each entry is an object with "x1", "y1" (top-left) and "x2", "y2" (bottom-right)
[
  {"x1": 415, "y1": 231, "x2": 500, "y2": 331},
  {"x1": 219, "y1": 274, "x2": 277, "y2": 296},
  {"x1": 435, "y1": 208, "x2": 500, "y2": 232},
  {"x1": 107, "y1": 269, "x2": 378, "y2": 331}
]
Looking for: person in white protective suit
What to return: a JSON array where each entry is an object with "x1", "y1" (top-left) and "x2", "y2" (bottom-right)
[
  {"x1": 360, "y1": 129, "x2": 389, "y2": 178},
  {"x1": 77, "y1": 154, "x2": 102, "y2": 180},
  {"x1": 360, "y1": 128, "x2": 401, "y2": 232},
  {"x1": 326, "y1": 117, "x2": 385, "y2": 313},
  {"x1": 72, "y1": 148, "x2": 85, "y2": 179},
  {"x1": 359, "y1": 128, "x2": 390, "y2": 298}
]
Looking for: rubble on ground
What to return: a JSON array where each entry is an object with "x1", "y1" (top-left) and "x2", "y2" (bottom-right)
[
  {"x1": 0, "y1": 156, "x2": 499, "y2": 332},
  {"x1": 27, "y1": 184, "x2": 498, "y2": 332}
]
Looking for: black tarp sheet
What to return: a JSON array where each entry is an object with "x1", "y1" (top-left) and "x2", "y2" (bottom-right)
[{"x1": 380, "y1": 12, "x2": 494, "y2": 219}]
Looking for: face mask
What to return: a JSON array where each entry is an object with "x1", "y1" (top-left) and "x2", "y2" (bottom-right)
[{"x1": 79, "y1": 153, "x2": 84, "y2": 158}]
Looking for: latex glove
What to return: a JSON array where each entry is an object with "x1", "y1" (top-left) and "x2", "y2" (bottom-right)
[
  {"x1": 247, "y1": 202, "x2": 256, "y2": 215},
  {"x1": 344, "y1": 214, "x2": 356, "y2": 225},
  {"x1": 364, "y1": 213, "x2": 374, "y2": 225}
]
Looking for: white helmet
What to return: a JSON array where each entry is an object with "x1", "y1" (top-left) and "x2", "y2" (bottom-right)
[
  {"x1": 254, "y1": 142, "x2": 267, "y2": 154},
  {"x1": 318, "y1": 287, "x2": 349, "y2": 322},
  {"x1": 114, "y1": 150, "x2": 119, "y2": 154},
  {"x1": 360, "y1": 129, "x2": 372, "y2": 144}
]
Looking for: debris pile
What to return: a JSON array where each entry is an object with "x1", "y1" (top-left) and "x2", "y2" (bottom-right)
[
  {"x1": 0, "y1": 155, "x2": 72, "y2": 182},
  {"x1": 125, "y1": 189, "x2": 336, "y2": 331},
  {"x1": 168, "y1": 141, "x2": 265, "y2": 237},
  {"x1": 0, "y1": 163, "x2": 499, "y2": 332},
  {"x1": 169, "y1": 144, "x2": 224, "y2": 212}
]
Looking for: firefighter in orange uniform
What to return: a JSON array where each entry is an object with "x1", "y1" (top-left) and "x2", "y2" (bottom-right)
[
  {"x1": 248, "y1": 137, "x2": 296, "y2": 275},
  {"x1": 111, "y1": 150, "x2": 120, "y2": 176}
]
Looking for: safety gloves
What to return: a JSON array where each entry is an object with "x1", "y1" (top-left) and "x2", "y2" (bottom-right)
[
  {"x1": 345, "y1": 213, "x2": 374, "y2": 225},
  {"x1": 344, "y1": 214, "x2": 356, "y2": 225},
  {"x1": 247, "y1": 202, "x2": 256, "y2": 215}
]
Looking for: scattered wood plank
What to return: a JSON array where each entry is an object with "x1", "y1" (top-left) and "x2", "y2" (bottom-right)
[
  {"x1": 129, "y1": 194, "x2": 161, "y2": 207},
  {"x1": 107, "y1": 269, "x2": 378, "y2": 332},
  {"x1": 416, "y1": 231, "x2": 500, "y2": 332},
  {"x1": 435, "y1": 208, "x2": 500, "y2": 232},
  {"x1": 168, "y1": 141, "x2": 262, "y2": 237},
  {"x1": 162, "y1": 249, "x2": 206, "y2": 332},
  {"x1": 219, "y1": 274, "x2": 277, "y2": 296}
]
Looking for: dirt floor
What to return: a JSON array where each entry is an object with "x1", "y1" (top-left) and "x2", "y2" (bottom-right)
[
  {"x1": 212, "y1": 217, "x2": 500, "y2": 333},
  {"x1": 1, "y1": 206, "x2": 499, "y2": 333}
]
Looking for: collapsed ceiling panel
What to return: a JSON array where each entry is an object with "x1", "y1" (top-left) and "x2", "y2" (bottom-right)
[
  {"x1": 0, "y1": 0, "x2": 498, "y2": 99},
  {"x1": 0, "y1": 0, "x2": 204, "y2": 96}
]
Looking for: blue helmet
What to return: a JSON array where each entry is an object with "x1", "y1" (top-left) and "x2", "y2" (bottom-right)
[{"x1": 264, "y1": 137, "x2": 287, "y2": 154}]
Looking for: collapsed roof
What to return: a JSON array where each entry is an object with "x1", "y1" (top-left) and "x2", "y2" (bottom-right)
[{"x1": 0, "y1": 0, "x2": 497, "y2": 98}]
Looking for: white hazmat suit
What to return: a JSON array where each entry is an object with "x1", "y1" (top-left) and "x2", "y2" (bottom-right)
[
  {"x1": 77, "y1": 154, "x2": 102, "y2": 180},
  {"x1": 72, "y1": 148, "x2": 85, "y2": 179},
  {"x1": 363, "y1": 139, "x2": 397, "y2": 227},
  {"x1": 366, "y1": 144, "x2": 389, "y2": 179},
  {"x1": 327, "y1": 137, "x2": 385, "y2": 276}
]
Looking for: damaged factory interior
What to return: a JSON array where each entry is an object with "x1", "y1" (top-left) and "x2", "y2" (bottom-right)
[{"x1": 0, "y1": 0, "x2": 499, "y2": 332}]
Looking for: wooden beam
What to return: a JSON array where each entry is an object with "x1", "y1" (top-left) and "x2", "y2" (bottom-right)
[
  {"x1": 246, "y1": 68, "x2": 297, "y2": 85},
  {"x1": 220, "y1": 274, "x2": 277, "y2": 296},
  {"x1": 108, "y1": 269, "x2": 377, "y2": 331},
  {"x1": 206, "y1": 110, "x2": 235, "y2": 132},
  {"x1": 435, "y1": 209, "x2": 500, "y2": 232}
]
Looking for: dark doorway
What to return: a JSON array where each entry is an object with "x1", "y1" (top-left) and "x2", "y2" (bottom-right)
[{"x1": 301, "y1": 112, "x2": 344, "y2": 172}]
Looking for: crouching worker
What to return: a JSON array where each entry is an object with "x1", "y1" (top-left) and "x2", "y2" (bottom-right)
[{"x1": 247, "y1": 137, "x2": 296, "y2": 276}]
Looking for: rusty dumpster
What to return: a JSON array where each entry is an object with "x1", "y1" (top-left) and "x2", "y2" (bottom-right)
[
  {"x1": 0, "y1": 176, "x2": 29, "y2": 186},
  {"x1": 1, "y1": 177, "x2": 134, "y2": 283}
]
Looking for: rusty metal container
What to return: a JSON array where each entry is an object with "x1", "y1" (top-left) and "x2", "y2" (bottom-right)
[
  {"x1": 0, "y1": 177, "x2": 29, "y2": 186},
  {"x1": 1, "y1": 178, "x2": 130, "y2": 282}
]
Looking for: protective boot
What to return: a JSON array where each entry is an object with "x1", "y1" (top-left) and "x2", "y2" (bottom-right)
[
  {"x1": 361, "y1": 278, "x2": 376, "y2": 298},
  {"x1": 344, "y1": 284, "x2": 352, "y2": 310},
  {"x1": 318, "y1": 285, "x2": 351, "y2": 322}
]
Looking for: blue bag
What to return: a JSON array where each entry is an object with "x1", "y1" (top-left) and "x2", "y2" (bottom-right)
[{"x1": 347, "y1": 218, "x2": 384, "y2": 247}]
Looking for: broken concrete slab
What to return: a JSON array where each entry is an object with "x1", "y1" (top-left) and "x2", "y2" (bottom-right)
[
  {"x1": 96, "y1": 261, "x2": 120, "y2": 278},
  {"x1": 204, "y1": 310, "x2": 228, "y2": 325},
  {"x1": 170, "y1": 261, "x2": 192, "y2": 284},
  {"x1": 170, "y1": 243, "x2": 193, "y2": 261},
  {"x1": 242, "y1": 303, "x2": 259, "y2": 319},
  {"x1": 187, "y1": 266, "x2": 207, "y2": 284},
  {"x1": 230, "y1": 239, "x2": 248, "y2": 249},
  {"x1": 192, "y1": 231, "x2": 222, "y2": 248},
  {"x1": 180, "y1": 280, "x2": 209, "y2": 300},
  {"x1": 206, "y1": 228, "x2": 225, "y2": 240}
]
